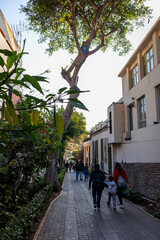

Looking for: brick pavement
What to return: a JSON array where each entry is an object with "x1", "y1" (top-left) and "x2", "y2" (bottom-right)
[{"x1": 35, "y1": 172, "x2": 160, "y2": 240}]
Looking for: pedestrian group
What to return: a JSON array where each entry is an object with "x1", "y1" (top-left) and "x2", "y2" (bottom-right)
[
  {"x1": 89, "y1": 162, "x2": 129, "y2": 210},
  {"x1": 66, "y1": 159, "x2": 129, "y2": 211}
]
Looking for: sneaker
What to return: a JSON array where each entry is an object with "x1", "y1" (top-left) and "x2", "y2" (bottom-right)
[
  {"x1": 94, "y1": 204, "x2": 97, "y2": 209},
  {"x1": 119, "y1": 204, "x2": 124, "y2": 209}
]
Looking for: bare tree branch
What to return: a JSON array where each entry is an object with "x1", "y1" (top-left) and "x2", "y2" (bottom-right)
[
  {"x1": 89, "y1": 30, "x2": 105, "y2": 56},
  {"x1": 89, "y1": 27, "x2": 119, "y2": 56},
  {"x1": 89, "y1": 0, "x2": 98, "y2": 10},
  {"x1": 104, "y1": 27, "x2": 119, "y2": 38}
]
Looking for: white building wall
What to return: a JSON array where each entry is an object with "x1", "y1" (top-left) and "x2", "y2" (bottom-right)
[
  {"x1": 91, "y1": 128, "x2": 108, "y2": 173},
  {"x1": 112, "y1": 18, "x2": 160, "y2": 201}
]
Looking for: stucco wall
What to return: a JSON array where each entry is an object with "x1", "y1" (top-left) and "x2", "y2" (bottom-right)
[
  {"x1": 122, "y1": 162, "x2": 160, "y2": 202},
  {"x1": 91, "y1": 128, "x2": 108, "y2": 173}
]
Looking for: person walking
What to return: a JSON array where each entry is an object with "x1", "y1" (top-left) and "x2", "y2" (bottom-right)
[
  {"x1": 79, "y1": 160, "x2": 84, "y2": 180},
  {"x1": 107, "y1": 176, "x2": 117, "y2": 210},
  {"x1": 84, "y1": 163, "x2": 89, "y2": 180},
  {"x1": 89, "y1": 164, "x2": 105, "y2": 210},
  {"x1": 113, "y1": 162, "x2": 129, "y2": 209},
  {"x1": 75, "y1": 160, "x2": 80, "y2": 180}
]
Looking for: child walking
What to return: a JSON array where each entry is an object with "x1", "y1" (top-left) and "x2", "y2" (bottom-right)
[{"x1": 107, "y1": 176, "x2": 117, "y2": 210}]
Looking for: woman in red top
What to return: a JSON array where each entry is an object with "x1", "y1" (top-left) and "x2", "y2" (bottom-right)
[{"x1": 113, "y1": 163, "x2": 129, "y2": 208}]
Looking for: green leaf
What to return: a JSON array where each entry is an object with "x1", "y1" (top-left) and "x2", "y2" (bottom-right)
[
  {"x1": 9, "y1": 79, "x2": 31, "y2": 89},
  {"x1": 32, "y1": 75, "x2": 49, "y2": 83},
  {"x1": 0, "y1": 72, "x2": 7, "y2": 80},
  {"x1": 1, "y1": 101, "x2": 5, "y2": 120},
  {"x1": 22, "y1": 75, "x2": 44, "y2": 94},
  {"x1": 57, "y1": 99, "x2": 63, "y2": 103},
  {"x1": 65, "y1": 89, "x2": 89, "y2": 95},
  {"x1": 55, "y1": 112, "x2": 64, "y2": 137},
  {"x1": 0, "y1": 49, "x2": 13, "y2": 57},
  {"x1": 2, "y1": 93, "x2": 13, "y2": 106},
  {"x1": 6, "y1": 56, "x2": 14, "y2": 70},
  {"x1": 68, "y1": 98, "x2": 85, "y2": 105},
  {"x1": 31, "y1": 110, "x2": 39, "y2": 126},
  {"x1": 11, "y1": 89, "x2": 22, "y2": 98},
  {"x1": 0, "y1": 56, "x2": 4, "y2": 67},
  {"x1": 15, "y1": 68, "x2": 26, "y2": 80},
  {"x1": 69, "y1": 100, "x2": 89, "y2": 111},
  {"x1": 46, "y1": 93, "x2": 56, "y2": 99},
  {"x1": 4, "y1": 107, "x2": 13, "y2": 126},
  {"x1": 6, "y1": 102, "x2": 20, "y2": 125},
  {"x1": 25, "y1": 94, "x2": 46, "y2": 105},
  {"x1": 22, "y1": 111, "x2": 31, "y2": 123},
  {"x1": 58, "y1": 87, "x2": 67, "y2": 94}
]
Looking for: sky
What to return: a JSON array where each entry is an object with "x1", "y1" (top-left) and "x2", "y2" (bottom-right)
[{"x1": 1, "y1": 0, "x2": 160, "y2": 131}]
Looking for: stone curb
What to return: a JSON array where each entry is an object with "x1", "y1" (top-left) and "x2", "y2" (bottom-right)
[{"x1": 125, "y1": 198, "x2": 160, "y2": 223}]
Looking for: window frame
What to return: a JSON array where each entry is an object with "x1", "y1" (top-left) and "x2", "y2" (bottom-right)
[
  {"x1": 143, "y1": 47, "x2": 154, "y2": 76},
  {"x1": 155, "y1": 84, "x2": 160, "y2": 123},
  {"x1": 130, "y1": 64, "x2": 139, "y2": 89},
  {"x1": 138, "y1": 96, "x2": 146, "y2": 128}
]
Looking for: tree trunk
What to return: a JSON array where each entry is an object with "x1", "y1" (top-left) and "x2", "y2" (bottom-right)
[{"x1": 45, "y1": 153, "x2": 62, "y2": 192}]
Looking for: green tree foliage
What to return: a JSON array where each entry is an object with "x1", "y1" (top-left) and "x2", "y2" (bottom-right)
[
  {"x1": 64, "y1": 109, "x2": 88, "y2": 142},
  {"x1": 21, "y1": 0, "x2": 152, "y2": 130},
  {"x1": 21, "y1": 0, "x2": 152, "y2": 55},
  {"x1": 0, "y1": 48, "x2": 88, "y2": 226},
  {"x1": 43, "y1": 107, "x2": 88, "y2": 164}
]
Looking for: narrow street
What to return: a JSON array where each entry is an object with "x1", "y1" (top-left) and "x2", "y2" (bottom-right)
[{"x1": 35, "y1": 172, "x2": 160, "y2": 240}]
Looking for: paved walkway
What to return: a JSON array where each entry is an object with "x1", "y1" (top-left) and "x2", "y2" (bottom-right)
[{"x1": 35, "y1": 172, "x2": 160, "y2": 240}]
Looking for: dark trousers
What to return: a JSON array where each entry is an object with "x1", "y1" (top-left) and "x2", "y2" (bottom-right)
[
  {"x1": 117, "y1": 186, "x2": 124, "y2": 204},
  {"x1": 92, "y1": 187, "x2": 103, "y2": 208}
]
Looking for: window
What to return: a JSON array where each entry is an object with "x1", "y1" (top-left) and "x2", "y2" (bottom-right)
[
  {"x1": 130, "y1": 64, "x2": 139, "y2": 89},
  {"x1": 101, "y1": 139, "x2": 104, "y2": 170},
  {"x1": 143, "y1": 48, "x2": 154, "y2": 76},
  {"x1": 138, "y1": 96, "x2": 146, "y2": 128},
  {"x1": 109, "y1": 111, "x2": 112, "y2": 134},
  {"x1": 128, "y1": 103, "x2": 134, "y2": 131},
  {"x1": 156, "y1": 85, "x2": 160, "y2": 122},
  {"x1": 92, "y1": 140, "x2": 98, "y2": 165}
]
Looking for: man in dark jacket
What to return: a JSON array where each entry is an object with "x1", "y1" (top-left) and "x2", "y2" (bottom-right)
[
  {"x1": 75, "y1": 160, "x2": 80, "y2": 180},
  {"x1": 89, "y1": 164, "x2": 105, "y2": 209}
]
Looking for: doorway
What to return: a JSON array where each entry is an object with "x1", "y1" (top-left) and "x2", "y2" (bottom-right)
[{"x1": 108, "y1": 146, "x2": 112, "y2": 175}]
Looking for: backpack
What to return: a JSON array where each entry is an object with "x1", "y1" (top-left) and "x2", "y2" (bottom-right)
[
  {"x1": 92, "y1": 171, "x2": 104, "y2": 189},
  {"x1": 117, "y1": 175, "x2": 126, "y2": 187}
]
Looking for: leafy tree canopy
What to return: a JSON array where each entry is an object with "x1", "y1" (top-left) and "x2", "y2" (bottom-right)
[
  {"x1": 21, "y1": 0, "x2": 152, "y2": 56},
  {"x1": 21, "y1": 0, "x2": 152, "y2": 132}
]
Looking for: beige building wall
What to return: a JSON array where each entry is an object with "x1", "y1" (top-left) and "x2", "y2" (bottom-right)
[
  {"x1": 111, "y1": 17, "x2": 160, "y2": 201},
  {"x1": 0, "y1": 10, "x2": 21, "y2": 52},
  {"x1": 91, "y1": 126, "x2": 109, "y2": 173}
]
